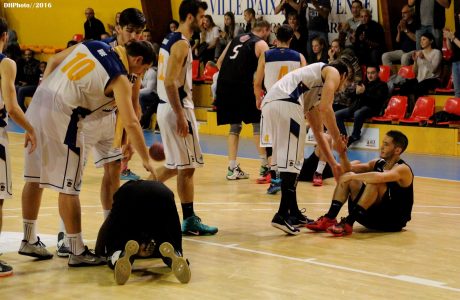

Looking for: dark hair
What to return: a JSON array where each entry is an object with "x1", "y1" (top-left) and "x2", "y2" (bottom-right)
[
  {"x1": 328, "y1": 60, "x2": 349, "y2": 77},
  {"x1": 119, "y1": 8, "x2": 146, "y2": 28},
  {"x1": 253, "y1": 19, "x2": 271, "y2": 30},
  {"x1": 0, "y1": 18, "x2": 8, "y2": 35},
  {"x1": 125, "y1": 40, "x2": 156, "y2": 65},
  {"x1": 169, "y1": 20, "x2": 179, "y2": 28},
  {"x1": 67, "y1": 40, "x2": 79, "y2": 48},
  {"x1": 179, "y1": 0, "x2": 208, "y2": 22},
  {"x1": 366, "y1": 64, "x2": 379, "y2": 72},
  {"x1": 204, "y1": 15, "x2": 216, "y2": 28},
  {"x1": 287, "y1": 11, "x2": 299, "y2": 20},
  {"x1": 276, "y1": 24, "x2": 293, "y2": 43},
  {"x1": 386, "y1": 130, "x2": 408, "y2": 153},
  {"x1": 352, "y1": 0, "x2": 363, "y2": 7},
  {"x1": 224, "y1": 11, "x2": 236, "y2": 39},
  {"x1": 244, "y1": 8, "x2": 255, "y2": 16},
  {"x1": 421, "y1": 32, "x2": 435, "y2": 42}
]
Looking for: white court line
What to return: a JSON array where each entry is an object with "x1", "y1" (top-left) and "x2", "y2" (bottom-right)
[
  {"x1": 440, "y1": 213, "x2": 460, "y2": 216},
  {"x1": 412, "y1": 212, "x2": 432, "y2": 215},
  {"x1": 184, "y1": 238, "x2": 460, "y2": 293},
  {"x1": 3, "y1": 215, "x2": 18, "y2": 218}
]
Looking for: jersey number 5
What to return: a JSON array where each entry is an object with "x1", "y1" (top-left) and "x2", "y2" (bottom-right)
[
  {"x1": 229, "y1": 45, "x2": 243, "y2": 59},
  {"x1": 61, "y1": 52, "x2": 96, "y2": 81}
]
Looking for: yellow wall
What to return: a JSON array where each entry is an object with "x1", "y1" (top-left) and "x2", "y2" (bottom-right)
[
  {"x1": 4, "y1": 0, "x2": 141, "y2": 46},
  {"x1": 171, "y1": 0, "x2": 180, "y2": 21}
]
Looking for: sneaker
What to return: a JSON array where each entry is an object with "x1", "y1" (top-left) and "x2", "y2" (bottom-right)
[
  {"x1": 120, "y1": 169, "x2": 141, "y2": 181},
  {"x1": 18, "y1": 237, "x2": 54, "y2": 260},
  {"x1": 291, "y1": 209, "x2": 314, "y2": 227},
  {"x1": 0, "y1": 260, "x2": 13, "y2": 277},
  {"x1": 305, "y1": 216, "x2": 337, "y2": 232},
  {"x1": 271, "y1": 213, "x2": 300, "y2": 235},
  {"x1": 312, "y1": 172, "x2": 323, "y2": 186},
  {"x1": 114, "y1": 240, "x2": 139, "y2": 285},
  {"x1": 68, "y1": 246, "x2": 106, "y2": 267},
  {"x1": 327, "y1": 218, "x2": 353, "y2": 237},
  {"x1": 347, "y1": 136, "x2": 359, "y2": 147},
  {"x1": 266, "y1": 178, "x2": 281, "y2": 195},
  {"x1": 159, "y1": 242, "x2": 191, "y2": 284},
  {"x1": 226, "y1": 165, "x2": 249, "y2": 180},
  {"x1": 56, "y1": 232, "x2": 70, "y2": 258},
  {"x1": 182, "y1": 215, "x2": 218, "y2": 236},
  {"x1": 256, "y1": 166, "x2": 271, "y2": 184}
]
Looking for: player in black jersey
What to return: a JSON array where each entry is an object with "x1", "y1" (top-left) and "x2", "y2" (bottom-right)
[{"x1": 307, "y1": 130, "x2": 414, "y2": 236}]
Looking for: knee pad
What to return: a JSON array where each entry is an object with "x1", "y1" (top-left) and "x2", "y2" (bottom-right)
[{"x1": 229, "y1": 123, "x2": 242, "y2": 135}]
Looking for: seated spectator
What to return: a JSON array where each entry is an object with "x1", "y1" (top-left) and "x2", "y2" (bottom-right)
[
  {"x1": 274, "y1": 0, "x2": 301, "y2": 24},
  {"x1": 396, "y1": 32, "x2": 442, "y2": 111},
  {"x1": 308, "y1": 36, "x2": 328, "y2": 63},
  {"x1": 169, "y1": 20, "x2": 179, "y2": 32},
  {"x1": 338, "y1": 0, "x2": 362, "y2": 48},
  {"x1": 15, "y1": 49, "x2": 41, "y2": 111},
  {"x1": 381, "y1": 5, "x2": 416, "y2": 67},
  {"x1": 354, "y1": 8, "x2": 386, "y2": 65},
  {"x1": 287, "y1": 11, "x2": 308, "y2": 58},
  {"x1": 444, "y1": 13, "x2": 460, "y2": 97},
  {"x1": 142, "y1": 28, "x2": 153, "y2": 42},
  {"x1": 108, "y1": 12, "x2": 121, "y2": 37},
  {"x1": 336, "y1": 65, "x2": 389, "y2": 146},
  {"x1": 196, "y1": 15, "x2": 220, "y2": 64},
  {"x1": 215, "y1": 11, "x2": 243, "y2": 60}
]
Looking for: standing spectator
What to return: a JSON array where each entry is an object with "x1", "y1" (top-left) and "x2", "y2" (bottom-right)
[
  {"x1": 287, "y1": 12, "x2": 308, "y2": 58},
  {"x1": 408, "y1": 0, "x2": 451, "y2": 50},
  {"x1": 444, "y1": 12, "x2": 460, "y2": 97},
  {"x1": 215, "y1": 12, "x2": 243, "y2": 60},
  {"x1": 83, "y1": 8, "x2": 106, "y2": 41},
  {"x1": 308, "y1": 36, "x2": 328, "y2": 63},
  {"x1": 15, "y1": 49, "x2": 40, "y2": 111},
  {"x1": 335, "y1": 65, "x2": 389, "y2": 147},
  {"x1": 300, "y1": 0, "x2": 331, "y2": 56},
  {"x1": 274, "y1": 0, "x2": 301, "y2": 23},
  {"x1": 244, "y1": 8, "x2": 256, "y2": 33},
  {"x1": 338, "y1": 0, "x2": 362, "y2": 48},
  {"x1": 381, "y1": 5, "x2": 417, "y2": 67},
  {"x1": 197, "y1": 15, "x2": 220, "y2": 64},
  {"x1": 354, "y1": 8, "x2": 386, "y2": 65}
]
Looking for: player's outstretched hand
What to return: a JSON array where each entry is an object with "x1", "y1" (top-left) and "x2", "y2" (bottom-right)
[
  {"x1": 334, "y1": 136, "x2": 347, "y2": 155},
  {"x1": 122, "y1": 143, "x2": 134, "y2": 162},
  {"x1": 24, "y1": 130, "x2": 37, "y2": 154},
  {"x1": 144, "y1": 159, "x2": 158, "y2": 181},
  {"x1": 332, "y1": 163, "x2": 344, "y2": 182}
]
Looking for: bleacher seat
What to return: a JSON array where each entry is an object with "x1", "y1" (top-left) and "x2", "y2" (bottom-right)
[
  {"x1": 372, "y1": 96, "x2": 408, "y2": 123},
  {"x1": 192, "y1": 59, "x2": 200, "y2": 81},
  {"x1": 379, "y1": 65, "x2": 391, "y2": 82},
  {"x1": 398, "y1": 65, "x2": 416, "y2": 79},
  {"x1": 399, "y1": 96, "x2": 435, "y2": 125},
  {"x1": 73, "y1": 34, "x2": 84, "y2": 42},
  {"x1": 202, "y1": 61, "x2": 219, "y2": 81},
  {"x1": 431, "y1": 97, "x2": 460, "y2": 126},
  {"x1": 435, "y1": 73, "x2": 454, "y2": 95}
]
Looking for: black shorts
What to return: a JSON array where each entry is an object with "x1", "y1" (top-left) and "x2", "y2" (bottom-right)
[
  {"x1": 298, "y1": 151, "x2": 333, "y2": 181},
  {"x1": 348, "y1": 184, "x2": 406, "y2": 231},
  {"x1": 215, "y1": 82, "x2": 261, "y2": 125}
]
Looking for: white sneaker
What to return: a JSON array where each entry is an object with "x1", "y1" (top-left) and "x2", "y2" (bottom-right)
[
  {"x1": 226, "y1": 165, "x2": 249, "y2": 180},
  {"x1": 68, "y1": 246, "x2": 106, "y2": 267},
  {"x1": 18, "y1": 237, "x2": 53, "y2": 260}
]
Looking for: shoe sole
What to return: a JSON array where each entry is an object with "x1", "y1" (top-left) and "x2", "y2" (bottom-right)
[
  {"x1": 114, "y1": 240, "x2": 139, "y2": 285},
  {"x1": 0, "y1": 271, "x2": 13, "y2": 277},
  {"x1": 326, "y1": 228, "x2": 352, "y2": 237},
  {"x1": 271, "y1": 222, "x2": 300, "y2": 235},
  {"x1": 18, "y1": 250, "x2": 53, "y2": 260},
  {"x1": 159, "y1": 242, "x2": 191, "y2": 284},
  {"x1": 56, "y1": 251, "x2": 70, "y2": 258}
]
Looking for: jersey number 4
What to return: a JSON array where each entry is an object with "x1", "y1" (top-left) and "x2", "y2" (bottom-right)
[{"x1": 61, "y1": 52, "x2": 96, "y2": 81}]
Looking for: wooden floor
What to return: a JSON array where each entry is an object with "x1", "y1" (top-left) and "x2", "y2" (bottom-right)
[{"x1": 1, "y1": 132, "x2": 460, "y2": 299}]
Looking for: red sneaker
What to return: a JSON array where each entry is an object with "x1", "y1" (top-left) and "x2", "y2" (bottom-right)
[
  {"x1": 327, "y1": 219, "x2": 353, "y2": 237},
  {"x1": 305, "y1": 216, "x2": 337, "y2": 232},
  {"x1": 312, "y1": 172, "x2": 323, "y2": 186},
  {"x1": 256, "y1": 166, "x2": 271, "y2": 184}
]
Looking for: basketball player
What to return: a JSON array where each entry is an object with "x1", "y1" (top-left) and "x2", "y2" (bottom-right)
[
  {"x1": 0, "y1": 18, "x2": 37, "y2": 277},
  {"x1": 215, "y1": 19, "x2": 271, "y2": 181},
  {"x1": 307, "y1": 130, "x2": 414, "y2": 236},
  {"x1": 155, "y1": 0, "x2": 217, "y2": 235},
  {"x1": 19, "y1": 40, "x2": 157, "y2": 266},
  {"x1": 253, "y1": 24, "x2": 306, "y2": 193},
  {"x1": 95, "y1": 180, "x2": 190, "y2": 285},
  {"x1": 260, "y1": 61, "x2": 348, "y2": 234}
]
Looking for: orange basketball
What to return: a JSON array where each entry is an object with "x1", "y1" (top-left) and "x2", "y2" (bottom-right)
[{"x1": 149, "y1": 142, "x2": 165, "y2": 161}]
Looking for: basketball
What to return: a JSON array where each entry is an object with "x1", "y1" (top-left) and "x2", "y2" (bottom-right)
[{"x1": 149, "y1": 142, "x2": 165, "y2": 161}]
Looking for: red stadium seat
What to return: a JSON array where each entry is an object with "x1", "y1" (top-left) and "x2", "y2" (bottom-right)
[
  {"x1": 73, "y1": 34, "x2": 83, "y2": 42},
  {"x1": 202, "y1": 61, "x2": 219, "y2": 81},
  {"x1": 435, "y1": 73, "x2": 454, "y2": 94},
  {"x1": 434, "y1": 98, "x2": 460, "y2": 126},
  {"x1": 372, "y1": 96, "x2": 408, "y2": 123},
  {"x1": 192, "y1": 59, "x2": 200, "y2": 81},
  {"x1": 399, "y1": 96, "x2": 435, "y2": 125},
  {"x1": 379, "y1": 65, "x2": 391, "y2": 82},
  {"x1": 398, "y1": 65, "x2": 415, "y2": 79}
]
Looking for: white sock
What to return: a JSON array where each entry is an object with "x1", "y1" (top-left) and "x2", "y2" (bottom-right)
[
  {"x1": 316, "y1": 161, "x2": 327, "y2": 174},
  {"x1": 23, "y1": 219, "x2": 38, "y2": 244},
  {"x1": 229, "y1": 160, "x2": 237, "y2": 169},
  {"x1": 259, "y1": 155, "x2": 268, "y2": 167},
  {"x1": 103, "y1": 209, "x2": 111, "y2": 220},
  {"x1": 59, "y1": 218, "x2": 66, "y2": 234},
  {"x1": 67, "y1": 232, "x2": 85, "y2": 255}
]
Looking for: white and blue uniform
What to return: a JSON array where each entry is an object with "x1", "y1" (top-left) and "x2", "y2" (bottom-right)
[
  {"x1": 24, "y1": 41, "x2": 126, "y2": 194},
  {"x1": 0, "y1": 54, "x2": 13, "y2": 199},
  {"x1": 263, "y1": 47, "x2": 302, "y2": 91},
  {"x1": 156, "y1": 32, "x2": 203, "y2": 169},
  {"x1": 260, "y1": 63, "x2": 326, "y2": 174}
]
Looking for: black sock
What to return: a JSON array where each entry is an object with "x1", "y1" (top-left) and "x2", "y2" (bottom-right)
[
  {"x1": 269, "y1": 169, "x2": 277, "y2": 180},
  {"x1": 181, "y1": 203, "x2": 194, "y2": 220},
  {"x1": 279, "y1": 172, "x2": 298, "y2": 216},
  {"x1": 345, "y1": 204, "x2": 367, "y2": 226},
  {"x1": 325, "y1": 200, "x2": 344, "y2": 219}
]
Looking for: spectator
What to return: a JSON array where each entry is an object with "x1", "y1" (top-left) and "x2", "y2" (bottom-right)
[
  {"x1": 66, "y1": 40, "x2": 78, "y2": 48},
  {"x1": 15, "y1": 49, "x2": 40, "y2": 111},
  {"x1": 274, "y1": 0, "x2": 301, "y2": 23},
  {"x1": 197, "y1": 15, "x2": 220, "y2": 64},
  {"x1": 299, "y1": 0, "x2": 331, "y2": 56},
  {"x1": 381, "y1": 5, "x2": 416, "y2": 67},
  {"x1": 408, "y1": 0, "x2": 451, "y2": 50},
  {"x1": 338, "y1": 0, "x2": 362, "y2": 48},
  {"x1": 169, "y1": 20, "x2": 179, "y2": 32},
  {"x1": 142, "y1": 28, "x2": 152, "y2": 42},
  {"x1": 444, "y1": 12, "x2": 460, "y2": 97},
  {"x1": 354, "y1": 8, "x2": 386, "y2": 65},
  {"x1": 287, "y1": 11, "x2": 308, "y2": 58},
  {"x1": 308, "y1": 36, "x2": 328, "y2": 63},
  {"x1": 83, "y1": 8, "x2": 106, "y2": 41},
  {"x1": 335, "y1": 65, "x2": 389, "y2": 147},
  {"x1": 100, "y1": 32, "x2": 111, "y2": 40},
  {"x1": 215, "y1": 11, "x2": 243, "y2": 60},
  {"x1": 108, "y1": 12, "x2": 121, "y2": 37},
  {"x1": 244, "y1": 8, "x2": 256, "y2": 33}
]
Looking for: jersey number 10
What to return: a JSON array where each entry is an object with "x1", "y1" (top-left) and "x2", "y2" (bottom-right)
[{"x1": 61, "y1": 52, "x2": 96, "y2": 81}]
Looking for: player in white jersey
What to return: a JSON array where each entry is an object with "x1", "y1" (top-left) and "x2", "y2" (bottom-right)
[
  {"x1": 0, "y1": 18, "x2": 37, "y2": 277},
  {"x1": 155, "y1": 0, "x2": 217, "y2": 236},
  {"x1": 19, "y1": 40, "x2": 157, "y2": 266},
  {"x1": 254, "y1": 24, "x2": 306, "y2": 192},
  {"x1": 260, "y1": 60, "x2": 349, "y2": 235}
]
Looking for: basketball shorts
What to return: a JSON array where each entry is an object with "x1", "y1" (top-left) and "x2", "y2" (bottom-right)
[
  {"x1": 0, "y1": 127, "x2": 12, "y2": 199},
  {"x1": 157, "y1": 103, "x2": 204, "y2": 169},
  {"x1": 260, "y1": 101, "x2": 305, "y2": 174}
]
